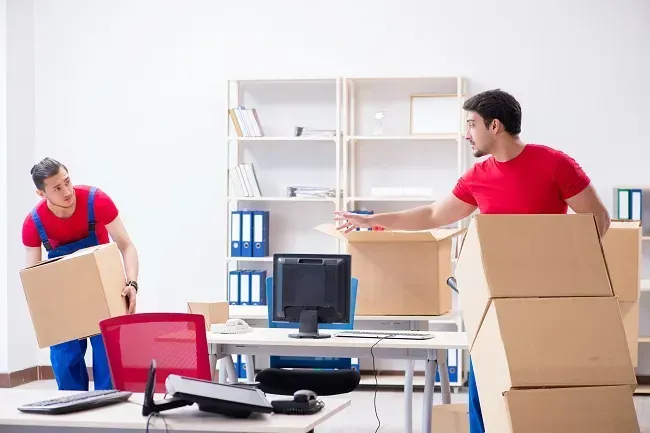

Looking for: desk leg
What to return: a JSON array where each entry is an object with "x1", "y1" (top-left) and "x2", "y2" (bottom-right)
[
  {"x1": 404, "y1": 360, "x2": 414, "y2": 433},
  {"x1": 224, "y1": 356, "x2": 238, "y2": 384},
  {"x1": 219, "y1": 360, "x2": 226, "y2": 383},
  {"x1": 244, "y1": 355, "x2": 255, "y2": 382},
  {"x1": 437, "y1": 348, "x2": 451, "y2": 404},
  {"x1": 209, "y1": 354, "x2": 218, "y2": 382},
  {"x1": 422, "y1": 353, "x2": 438, "y2": 433}
]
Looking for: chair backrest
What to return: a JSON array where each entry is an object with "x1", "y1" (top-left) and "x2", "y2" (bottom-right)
[
  {"x1": 265, "y1": 276, "x2": 358, "y2": 369},
  {"x1": 99, "y1": 312, "x2": 211, "y2": 394}
]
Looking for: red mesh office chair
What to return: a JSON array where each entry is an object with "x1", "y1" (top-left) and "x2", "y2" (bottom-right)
[{"x1": 99, "y1": 312, "x2": 211, "y2": 394}]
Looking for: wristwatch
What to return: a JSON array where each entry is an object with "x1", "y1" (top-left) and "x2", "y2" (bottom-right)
[{"x1": 126, "y1": 280, "x2": 139, "y2": 293}]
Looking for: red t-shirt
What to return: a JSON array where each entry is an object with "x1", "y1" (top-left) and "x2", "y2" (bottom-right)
[
  {"x1": 452, "y1": 144, "x2": 590, "y2": 214},
  {"x1": 22, "y1": 185, "x2": 119, "y2": 249}
]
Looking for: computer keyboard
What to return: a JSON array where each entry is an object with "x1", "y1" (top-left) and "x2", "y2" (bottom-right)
[
  {"x1": 334, "y1": 330, "x2": 435, "y2": 340},
  {"x1": 18, "y1": 389, "x2": 133, "y2": 415}
]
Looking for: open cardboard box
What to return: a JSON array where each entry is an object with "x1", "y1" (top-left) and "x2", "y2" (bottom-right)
[
  {"x1": 187, "y1": 302, "x2": 230, "y2": 331},
  {"x1": 315, "y1": 223, "x2": 465, "y2": 316},
  {"x1": 19, "y1": 242, "x2": 127, "y2": 348}
]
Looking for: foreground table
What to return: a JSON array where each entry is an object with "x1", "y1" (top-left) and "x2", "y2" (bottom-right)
[
  {"x1": 207, "y1": 328, "x2": 468, "y2": 433},
  {"x1": 0, "y1": 389, "x2": 350, "y2": 433}
]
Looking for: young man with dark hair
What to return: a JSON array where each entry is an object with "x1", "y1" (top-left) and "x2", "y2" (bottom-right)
[
  {"x1": 22, "y1": 157, "x2": 140, "y2": 391},
  {"x1": 335, "y1": 89, "x2": 610, "y2": 433}
]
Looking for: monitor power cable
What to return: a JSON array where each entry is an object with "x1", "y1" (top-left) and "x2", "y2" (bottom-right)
[{"x1": 369, "y1": 334, "x2": 394, "y2": 433}]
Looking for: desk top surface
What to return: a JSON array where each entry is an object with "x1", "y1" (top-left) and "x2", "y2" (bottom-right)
[
  {"x1": 0, "y1": 389, "x2": 350, "y2": 433},
  {"x1": 207, "y1": 328, "x2": 468, "y2": 350}
]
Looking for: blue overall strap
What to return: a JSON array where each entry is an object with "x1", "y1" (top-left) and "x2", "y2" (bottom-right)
[
  {"x1": 87, "y1": 187, "x2": 97, "y2": 233},
  {"x1": 30, "y1": 209, "x2": 53, "y2": 251}
]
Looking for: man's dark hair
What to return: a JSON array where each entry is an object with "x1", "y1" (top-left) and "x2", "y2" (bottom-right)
[
  {"x1": 463, "y1": 89, "x2": 522, "y2": 136},
  {"x1": 30, "y1": 157, "x2": 68, "y2": 191}
]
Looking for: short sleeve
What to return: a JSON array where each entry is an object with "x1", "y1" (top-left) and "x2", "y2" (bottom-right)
[
  {"x1": 93, "y1": 188, "x2": 119, "y2": 225},
  {"x1": 553, "y1": 150, "x2": 591, "y2": 200},
  {"x1": 452, "y1": 170, "x2": 478, "y2": 206},
  {"x1": 22, "y1": 214, "x2": 42, "y2": 247}
]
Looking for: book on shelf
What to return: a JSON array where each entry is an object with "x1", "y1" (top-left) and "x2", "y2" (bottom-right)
[
  {"x1": 230, "y1": 162, "x2": 262, "y2": 197},
  {"x1": 286, "y1": 186, "x2": 337, "y2": 199},
  {"x1": 229, "y1": 106, "x2": 264, "y2": 137}
]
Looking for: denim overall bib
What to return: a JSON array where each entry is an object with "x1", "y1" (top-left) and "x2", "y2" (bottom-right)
[
  {"x1": 468, "y1": 358, "x2": 485, "y2": 433},
  {"x1": 30, "y1": 187, "x2": 113, "y2": 391}
]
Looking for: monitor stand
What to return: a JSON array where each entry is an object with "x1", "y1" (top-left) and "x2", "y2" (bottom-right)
[{"x1": 289, "y1": 310, "x2": 331, "y2": 339}]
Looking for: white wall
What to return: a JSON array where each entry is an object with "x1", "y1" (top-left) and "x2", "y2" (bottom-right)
[{"x1": 0, "y1": 0, "x2": 647, "y2": 371}]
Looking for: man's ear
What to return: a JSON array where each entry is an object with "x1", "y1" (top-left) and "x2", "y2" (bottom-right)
[{"x1": 36, "y1": 189, "x2": 45, "y2": 198}]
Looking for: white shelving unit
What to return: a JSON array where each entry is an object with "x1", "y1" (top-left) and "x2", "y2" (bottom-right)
[{"x1": 224, "y1": 75, "x2": 470, "y2": 389}]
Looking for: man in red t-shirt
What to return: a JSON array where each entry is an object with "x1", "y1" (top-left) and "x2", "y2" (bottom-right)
[
  {"x1": 22, "y1": 157, "x2": 140, "y2": 392},
  {"x1": 334, "y1": 89, "x2": 610, "y2": 433}
]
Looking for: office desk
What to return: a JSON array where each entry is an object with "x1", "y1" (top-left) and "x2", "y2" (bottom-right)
[
  {"x1": 208, "y1": 328, "x2": 468, "y2": 433},
  {"x1": 0, "y1": 389, "x2": 350, "y2": 433}
]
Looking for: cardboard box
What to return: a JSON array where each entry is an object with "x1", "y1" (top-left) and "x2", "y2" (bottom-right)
[
  {"x1": 315, "y1": 223, "x2": 465, "y2": 316},
  {"x1": 471, "y1": 296, "x2": 636, "y2": 390},
  {"x1": 19, "y1": 243, "x2": 127, "y2": 348},
  {"x1": 454, "y1": 214, "x2": 614, "y2": 349},
  {"x1": 502, "y1": 386, "x2": 640, "y2": 433},
  {"x1": 187, "y1": 302, "x2": 229, "y2": 330},
  {"x1": 602, "y1": 220, "x2": 642, "y2": 302},
  {"x1": 620, "y1": 300, "x2": 640, "y2": 367},
  {"x1": 430, "y1": 403, "x2": 468, "y2": 433}
]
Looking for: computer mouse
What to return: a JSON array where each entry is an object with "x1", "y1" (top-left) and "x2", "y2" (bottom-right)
[{"x1": 293, "y1": 389, "x2": 317, "y2": 403}]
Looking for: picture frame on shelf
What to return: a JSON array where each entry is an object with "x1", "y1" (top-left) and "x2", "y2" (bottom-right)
[{"x1": 409, "y1": 93, "x2": 461, "y2": 135}]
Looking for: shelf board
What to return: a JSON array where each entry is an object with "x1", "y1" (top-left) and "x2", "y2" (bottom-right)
[
  {"x1": 347, "y1": 196, "x2": 436, "y2": 202},
  {"x1": 227, "y1": 196, "x2": 336, "y2": 202},
  {"x1": 347, "y1": 134, "x2": 458, "y2": 141},
  {"x1": 229, "y1": 136, "x2": 336, "y2": 141},
  {"x1": 642, "y1": 279, "x2": 650, "y2": 292},
  {"x1": 229, "y1": 304, "x2": 462, "y2": 324},
  {"x1": 635, "y1": 385, "x2": 650, "y2": 395},
  {"x1": 226, "y1": 257, "x2": 272, "y2": 262}
]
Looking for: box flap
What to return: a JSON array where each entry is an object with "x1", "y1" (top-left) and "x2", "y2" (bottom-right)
[
  {"x1": 504, "y1": 386, "x2": 639, "y2": 433},
  {"x1": 315, "y1": 223, "x2": 458, "y2": 243}
]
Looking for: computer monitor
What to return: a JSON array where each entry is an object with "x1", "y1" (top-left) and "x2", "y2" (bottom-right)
[{"x1": 272, "y1": 253, "x2": 351, "y2": 339}]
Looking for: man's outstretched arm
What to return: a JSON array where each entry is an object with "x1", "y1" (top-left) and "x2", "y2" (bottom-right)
[{"x1": 366, "y1": 193, "x2": 477, "y2": 231}]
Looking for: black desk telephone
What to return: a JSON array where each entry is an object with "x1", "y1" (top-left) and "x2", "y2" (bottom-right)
[{"x1": 271, "y1": 390, "x2": 324, "y2": 415}]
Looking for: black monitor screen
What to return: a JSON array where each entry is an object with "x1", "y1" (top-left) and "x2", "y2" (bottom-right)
[{"x1": 272, "y1": 253, "x2": 351, "y2": 325}]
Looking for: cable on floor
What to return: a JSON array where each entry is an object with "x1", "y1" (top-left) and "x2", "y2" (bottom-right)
[{"x1": 370, "y1": 334, "x2": 394, "y2": 433}]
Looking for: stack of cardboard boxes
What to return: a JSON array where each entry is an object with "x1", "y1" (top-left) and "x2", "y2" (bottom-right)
[{"x1": 455, "y1": 214, "x2": 640, "y2": 433}]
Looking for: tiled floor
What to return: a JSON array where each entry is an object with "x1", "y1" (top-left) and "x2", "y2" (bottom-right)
[{"x1": 13, "y1": 380, "x2": 650, "y2": 432}]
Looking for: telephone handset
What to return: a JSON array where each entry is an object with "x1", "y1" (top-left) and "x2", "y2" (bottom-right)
[
  {"x1": 210, "y1": 318, "x2": 252, "y2": 334},
  {"x1": 271, "y1": 389, "x2": 324, "y2": 415}
]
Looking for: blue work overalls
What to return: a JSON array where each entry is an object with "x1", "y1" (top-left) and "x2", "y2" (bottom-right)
[
  {"x1": 30, "y1": 187, "x2": 113, "y2": 391},
  {"x1": 468, "y1": 357, "x2": 485, "y2": 433}
]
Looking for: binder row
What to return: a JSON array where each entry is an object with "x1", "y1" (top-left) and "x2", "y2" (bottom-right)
[
  {"x1": 230, "y1": 210, "x2": 270, "y2": 257},
  {"x1": 616, "y1": 188, "x2": 643, "y2": 220},
  {"x1": 229, "y1": 269, "x2": 267, "y2": 306}
]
